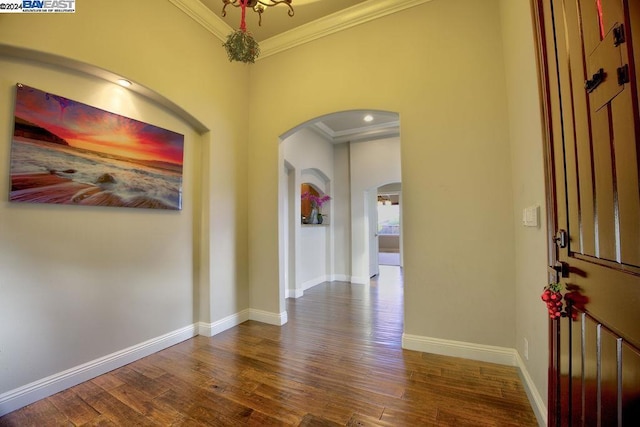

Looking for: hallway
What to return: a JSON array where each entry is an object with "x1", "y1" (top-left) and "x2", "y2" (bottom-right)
[
  {"x1": 378, "y1": 252, "x2": 401, "y2": 266},
  {"x1": 0, "y1": 267, "x2": 536, "y2": 425}
]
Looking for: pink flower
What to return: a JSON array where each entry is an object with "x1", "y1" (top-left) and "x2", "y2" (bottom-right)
[{"x1": 301, "y1": 192, "x2": 331, "y2": 208}]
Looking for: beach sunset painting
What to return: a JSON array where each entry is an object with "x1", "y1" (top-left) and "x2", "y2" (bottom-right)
[{"x1": 9, "y1": 84, "x2": 184, "y2": 210}]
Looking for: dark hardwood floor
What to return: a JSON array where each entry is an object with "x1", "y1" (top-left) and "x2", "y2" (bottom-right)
[{"x1": 0, "y1": 266, "x2": 538, "y2": 426}]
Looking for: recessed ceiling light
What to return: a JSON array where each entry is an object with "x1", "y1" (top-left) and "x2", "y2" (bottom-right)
[
  {"x1": 364, "y1": 114, "x2": 374, "y2": 122},
  {"x1": 117, "y1": 79, "x2": 132, "y2": 88}
]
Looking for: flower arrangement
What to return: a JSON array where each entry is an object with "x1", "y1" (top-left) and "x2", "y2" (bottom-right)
[
  {"x1": 301, "y1": 192, "x2": 331, "y2": 209},
  {"x1": 541, "y1": 282, "x2": 588, "y2": 320},
  {"x1": 301, "y1": 191, "x2": 330, "y2": 224}
]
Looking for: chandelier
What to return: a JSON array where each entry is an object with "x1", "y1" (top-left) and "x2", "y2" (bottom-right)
[
  {"x1": 222, "y1": 0, "x2": 294, "y2": 27},
  {"x1": 221, "y1": 0, "x2": 295, "y2": 64}
]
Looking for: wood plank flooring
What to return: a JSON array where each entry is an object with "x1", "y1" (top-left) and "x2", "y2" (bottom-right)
[{"x1": 0, "y1": 266, "x2": 538, "y2": 426}]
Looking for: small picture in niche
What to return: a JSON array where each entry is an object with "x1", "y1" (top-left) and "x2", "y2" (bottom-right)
[{"x1": 9, "y1": 84, "x2": 185, "y2": 210}]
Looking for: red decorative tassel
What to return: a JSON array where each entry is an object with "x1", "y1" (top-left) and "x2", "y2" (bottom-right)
[
  {"x1": 240, "y1": 0, "x2": 247, "y2": 32},
  {"x1": 596, "y1": 0, "x2": 605, "y2": 39}
]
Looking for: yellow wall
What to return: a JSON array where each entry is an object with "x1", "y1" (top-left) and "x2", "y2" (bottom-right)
[
  {"x1": 248, "y1": 0, "x2": 516, "y2": 346},
  {"x1": 0, "y1": 0, "x2": 249, "y2": 396}
]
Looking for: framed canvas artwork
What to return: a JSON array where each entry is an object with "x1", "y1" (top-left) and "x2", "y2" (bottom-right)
[{"x1": 9, "y1": 84, "x2": 185, "y2": 210}]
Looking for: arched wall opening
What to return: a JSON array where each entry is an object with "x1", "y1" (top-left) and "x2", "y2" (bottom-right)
[{"x1": 278, "y1": 109, "x2": 401, "y2": 311}]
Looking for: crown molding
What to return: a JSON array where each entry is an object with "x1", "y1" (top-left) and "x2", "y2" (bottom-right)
[
  {"x1": 169, "y1": 0, "x2": 432, "y2": 58},
  {"x1": 168, "y1": 0, "x2": 231, "y2": 42},
  {"x1": 310, "y1": 120, "x2": 399, "y2": 144},
  {"x1": 259, "y1": 0, "x2": 432, "y2": 59}
]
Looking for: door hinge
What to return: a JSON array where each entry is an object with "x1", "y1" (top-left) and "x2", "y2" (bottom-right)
[
  {"x1": 618, "y1": 64, "x2": 630, "y2": 86},
  {"x1": 613, "y1": 24, "x2": 626, "y2": 46}
]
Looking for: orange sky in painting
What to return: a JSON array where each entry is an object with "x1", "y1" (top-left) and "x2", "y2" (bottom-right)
[{"x1": 14, "y1": 85, "x2": 184, "y2": 166}]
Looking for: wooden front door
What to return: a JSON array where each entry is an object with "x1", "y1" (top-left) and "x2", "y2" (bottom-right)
[{"x1": 533, "y1": 0, "x2": 640, "y2": 424}]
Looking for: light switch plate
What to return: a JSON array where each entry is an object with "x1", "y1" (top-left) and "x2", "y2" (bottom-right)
[{"x1": 523, "y1": 205, "x2": 539, "y2": 227}]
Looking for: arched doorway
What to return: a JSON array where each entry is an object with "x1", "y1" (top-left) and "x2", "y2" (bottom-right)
[{"x1": 278, "y1": 109, "x2": 401, "y2": 303}]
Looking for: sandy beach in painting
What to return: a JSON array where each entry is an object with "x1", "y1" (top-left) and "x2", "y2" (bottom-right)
[
  {"x1": 10, "y1": 137, "x2": 182, "y2": 210},
  {"x1": 11, "y1": 171, "x2": 174, "y2": 209}
]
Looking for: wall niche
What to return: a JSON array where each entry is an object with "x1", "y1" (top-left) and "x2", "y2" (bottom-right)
[{"x1": 301, "y1": 183, "x2": 329, "y2": 225}]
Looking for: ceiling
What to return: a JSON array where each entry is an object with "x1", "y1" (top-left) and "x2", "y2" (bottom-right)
[
  {"x1": 198, "y1": 0, "x2": 401, "y2": 142},
  {"x1": 307, "y1": 111, "x2": 399, "y2": 144},
  {"x1": 201, "y1": 0, "x2": 368, "y2": 42}
]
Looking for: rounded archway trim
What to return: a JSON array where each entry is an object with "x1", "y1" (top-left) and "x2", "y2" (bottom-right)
[{"x1": 0, "y1": 44, "x2": 209, "y2": 134}]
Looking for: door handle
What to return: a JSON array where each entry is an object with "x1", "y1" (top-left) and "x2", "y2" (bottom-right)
[{"x1": 585, "y1": 68, "x2": 605, "y2": 93}]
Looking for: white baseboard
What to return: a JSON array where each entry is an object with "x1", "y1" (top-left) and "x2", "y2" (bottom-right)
[
  {"x1": 249, "y1": 308, "x2": 288, "y2": 326},
  {"x1": 402, "y1": 333, "x2": 517, "y2": 366},
  {"x1": 350, "y1": 276, "x2": 370, "y2": 285},
  {"x1": 288, "y1": 274, "x2": 358, "y2": 298},
  {"x1": 0, "y1": 324, "x2": 197, "y2": 417},
  {"x1": 515, "y1": 352, "x2": 547, "y2": 427},
  {"x1": 301, "y1": 275, "x2": 328, "y2": 291},
  {"x1": 402, "y1": 333, "x2": 546, "y2": 426},
  {"x1": 286, "y1": 288, "x2": 304, "y2": 299},
  {"x1": 198, "y1": 309, "x2": 250, "y2": 337},
  {"x1": 287, "y1": 276, "x2": 359, "y2": 298}
]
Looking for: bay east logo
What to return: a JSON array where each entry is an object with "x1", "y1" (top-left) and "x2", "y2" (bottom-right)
[{"x1": 22, "y1": 0, "x2": 75, "y2": 12}]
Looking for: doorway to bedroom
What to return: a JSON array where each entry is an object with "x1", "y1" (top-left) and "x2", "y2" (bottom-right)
[{"x1": 377, "y1": 184, "x2": 401, "y2": 267}]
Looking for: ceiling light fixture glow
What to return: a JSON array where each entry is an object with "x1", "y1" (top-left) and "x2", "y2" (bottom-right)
[{"x1": 117, "y1": 79, "x2": 132, "y2": 88}]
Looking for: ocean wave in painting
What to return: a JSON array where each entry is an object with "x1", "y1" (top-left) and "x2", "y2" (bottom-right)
[{"x1": 10, "y1": 139, "x2": 183, "y2": 210}]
